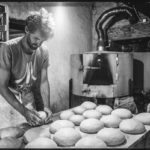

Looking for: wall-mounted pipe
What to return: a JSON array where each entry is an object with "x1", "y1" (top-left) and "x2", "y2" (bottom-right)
[
  {"x1": 95, "y1": 6, "x2": 139, "y2": 51},
  {"x1": 103, "y1": 14, "x2": 132, "y2": 47}
]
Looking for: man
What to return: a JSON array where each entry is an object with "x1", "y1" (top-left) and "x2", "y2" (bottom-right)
[{"x1": 0, "y1": 8, "x2": 55, "y2": 126}]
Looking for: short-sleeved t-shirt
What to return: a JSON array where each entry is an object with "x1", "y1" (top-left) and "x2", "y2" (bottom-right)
[{"x1": 0, "y1": 36, "x2": 49, "y2": 96}]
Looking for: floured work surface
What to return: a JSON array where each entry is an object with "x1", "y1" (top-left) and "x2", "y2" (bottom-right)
[
  {"x1": 38, "y1": 111, "x2": 150, "y2": 148},
  {"x1": 14, "y1": 107, "x2": 150, "y2": 148}
]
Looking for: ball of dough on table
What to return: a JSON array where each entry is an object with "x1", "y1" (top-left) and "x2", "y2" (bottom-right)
[
  {"x1": 119, "y1": 119, "x2": 146, "y2": 134},
  {"x1": 25, "y1": 137, "x2": 57, "y2": 148},
  {"x1": 100, "y1": 114, "x2": 121, "y2": 128},
  {"x1": 38, "y1": 111, "x2": 47, "y2": 120},
  {"x1": 111, "y1": 108, "x2": 132, "y2": 119},
  {"x1": 69, "y1": 115, "x2": 85, "y2": 126},
  {"x1": 75, "y1": 136, "x2": 107, "y2": 148},
  {"x1": 53, "y1": 127, "x2": 81, "y2": 147},
  {"x1": 60, "y1": 110, "x2": 74, "y2": 120},
  {"x1": 80, "y1": 118, "x2": 104, "y2": 134},
  {"x1": 0, "y1": 137, "x2": 23, "y2": 148},
  {"x1": 72, "y1": 106, "x2": 86, "y2": 115},
  {"x1": 49, "y1": 120, "x2": 75, "y2": 134},
  {"x1": 81, "y1": 101, "x2": 97, "y2": 110},
  {"x1": 83, "y1": 110, "x2": 102, "y2": 119},
  {"x1": 133, "y1": 112, "x2": 150, "y2": 125},
  {"x1": 97, "y1": 128, "x2": 126, "y2": 146},
  {"x1": 0, "y1": 127, "x2": 24, "y2": 139},
  {"x1": 95, "y1": 105, "x2": 113, "y2": 115},
  {"x1": 23, "y1": 127, "x2": 51, "y2": 143}
]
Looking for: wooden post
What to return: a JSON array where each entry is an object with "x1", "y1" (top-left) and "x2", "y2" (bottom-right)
[{"x1": 0, "y1": 3, "x2": 9, "y2": 41}]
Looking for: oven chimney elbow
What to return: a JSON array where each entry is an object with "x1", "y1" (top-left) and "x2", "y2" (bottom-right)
[{"x1": 95, "y1": 6, "x2": 139, "y2": 50}]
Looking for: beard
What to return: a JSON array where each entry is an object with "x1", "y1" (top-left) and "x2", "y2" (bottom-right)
[{"x1": 26, "y1": 34, "x2": 39, "y2": 50}]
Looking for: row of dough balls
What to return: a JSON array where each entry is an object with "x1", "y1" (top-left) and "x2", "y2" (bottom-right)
[
  {"x1": 60, "y1": 101, "x2": 150, "y2": 126},
  {"x1": 23, "y1": 101, "x2": 150, "y2": 148},
  {"x1": 23, "y1": 120, "x2": 127, "y2": 148},
  {"x1": 24, "y1": 114, "x2": 149, "y2": 148},
  {"x1": 23, "y1": 118, "x2": 149, "y2": 148},
  {"x1": 57, "y1": 99, "x2": 131, "y2": 147},
  {"x1": 56, "y1": 101, "x2": 149, "y2": 144},
  {"x1": 59, "y1": 101, "x2": 147, "y2": 130},
  {"x1": 23, "y1": 122, "x2": 124, "y2": 148}
]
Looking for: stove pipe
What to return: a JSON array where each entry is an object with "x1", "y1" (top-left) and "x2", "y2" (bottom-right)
[{"x1": 95, "y1": 6, "x2": 139, "y2": 51}]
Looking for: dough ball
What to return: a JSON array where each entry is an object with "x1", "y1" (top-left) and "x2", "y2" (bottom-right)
[
  {"x1": 96, "y1": 105, "x2": 113, "y2": 115},
  {"x1": 53, "y1": 127, "x2": 81, "y2": 147},
  {"x1": 119, "y1": 119, "x2": 146, "y2": 134},
  {"x1": 80, "y1": 118, "x2": 104, "y2": 134},
  {"x1": 0, "y1": 127, "x2": 24, "y2": 139},
  {"x1": 81, "y1": 101, "x2": 97, "y2": 110},
  {"x1": 69, "y1": 115, "x2": 85, "y2": 126},
  {"x1": 75, "y1": 136, "x2": 107, "y2": 148},
  {"x1": 25, "y1": 137, "x2": 57, "y2": 148},
  {"x1": 83, "y1": 110, "x2": 102, "y2": 119},
  {"x1": 97, "y1": 128, "x2": 126, "y2": 146},
  {"x1": 60, "y1": 110, "x2": 74, "y2": 120},
  {"x1": 38, "y1": 111, "x2": 47, "y2": 120},
  {"x1": 0, "y1": 137, "x2": 23, "y2": 148},
  {"x1": 133, "y1": 113, "x2": 150, "y2": 125},
  {"x1": 100, "y1": 115, "x2": 121, "y2": 128},
  {"x1": 111, "y1": 108, "x2": 132, "y2": 119},
  {"x1": 23, "y1": 127, "x2": 51, "y2": 143},
  {"x1": 49, "y1": 120, "x2": 74, "y2": 134},
  {"x1": 72, "y1": 106, "x2": 86, "y2": 115}
]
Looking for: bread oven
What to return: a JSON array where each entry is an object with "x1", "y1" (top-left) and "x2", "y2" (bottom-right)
[
  {"x1": 70, "y1": 6, "x2": 141, "y2": 107},
  {"x1": 70, "y1": 51, "x2": 133, "y2": 107}
]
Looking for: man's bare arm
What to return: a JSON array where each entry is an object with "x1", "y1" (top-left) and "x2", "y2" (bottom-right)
[
  {"x1": 0, "y1": 68, "x2": 42, "y2": 126},
  {"x1": 40, "y1": 67, "x2": 52, "y2": 123}
]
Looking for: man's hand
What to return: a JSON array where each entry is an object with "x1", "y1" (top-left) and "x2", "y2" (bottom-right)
[
  {"x1": 24, "y1": 109, "x2": 44, "y2": 126},
  {"x1": 44, "y1": 107, "x2": 53, "y2": 124}
]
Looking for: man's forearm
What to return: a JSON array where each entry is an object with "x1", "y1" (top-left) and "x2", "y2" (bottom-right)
[
  {"x1": 0, "y1": 86, "x2": 27, "y2": 116},
  {"x1": 40, "y1": 81, "x2": 50, "y2": 109}
]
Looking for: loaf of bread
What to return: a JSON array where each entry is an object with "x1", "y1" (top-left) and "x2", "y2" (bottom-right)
[
  {"x1": 133, "y1": 113, "x2": 150, "y2": 125},
  {"x1": 81, "y1": 101, "x2": 97, "y2": 110},
  {"x1": 0, "y1": 127, "x2": 24, "y2": 139},
  {"x1": 75, "y1": 136, "x2": 107, "y2": 148},
  {"x1": 25, "y1": 137, "x2": 57, "y2": 148},
  {"x1": 60, "y1": 110, "x2": 74, "y2": 120},
  {"x1": 69, "y1": 115, "x2": 85, "y2": 126},
  {"x1": 96, "y1": 105, "x2": 113, "y2": 115},
  {"x1": 0, "y1": 137, "x2": 23, "y2": 148},
  {"x1": 111, "y1": 108, "x2": 132, "y2": 119},
  {"x1": 72, "y1": 106, "x2": 86, "y2": 115},
  {"x1": 80, "y1": 118, "x2": 104, "y2": 134},
  {"x1": 53, "y1": 127, "x2": 81, "y2": 147},
  {"x1": 23, "y1": 127, "x2": 51, "y2": 143},
  {"x1": 97, "y1": 128, "x2": 126, "y2": 146},
  {"x1": 100, "y1": 114, "x2": 121, "y2": 128},
  {"x1": 83, "y1": 110, "x2": 102, "y2": 119},
  {"x1": 49, "y1": 120, "x2": 75, "y2": 134},
  {"x1": 119, "y1": 119, "x2": 146, "y2": 134}
]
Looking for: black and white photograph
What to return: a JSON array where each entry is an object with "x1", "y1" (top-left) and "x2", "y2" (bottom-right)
[{"x1": 0, "y1": 0, "x2": 150, "y2": 148}]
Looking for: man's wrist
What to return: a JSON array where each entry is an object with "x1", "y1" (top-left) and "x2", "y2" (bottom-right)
[
  {"x1": 44, "y1": 107, "x2": 52, "y2": 116},
  {"x1": 20, "y1": 104, "x2": 28, "y2": 117},
  {"x1": 44, "y1": 107, "x2": 51, "y2": 112}
]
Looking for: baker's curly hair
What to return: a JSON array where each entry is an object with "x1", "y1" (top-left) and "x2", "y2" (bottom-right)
[{"x1": 26, "y1": 8, "x2": 55, "y2": 38}]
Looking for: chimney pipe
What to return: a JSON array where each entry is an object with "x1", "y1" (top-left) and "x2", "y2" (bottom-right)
[{"x1": 95, "y1": 6, "x2": 139, "y2": 51}]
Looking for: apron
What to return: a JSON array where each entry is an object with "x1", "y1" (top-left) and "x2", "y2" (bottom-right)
[{"x1": 9, "y1": 87, "x2": 36, "y2": 110}]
